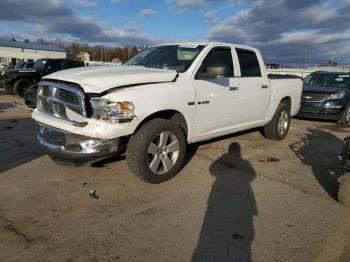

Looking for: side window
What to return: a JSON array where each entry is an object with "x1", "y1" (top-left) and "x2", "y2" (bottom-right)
[
  {"x1": 236, "y1": 49, "x2": 261, "y2": 77},
  {"x1": 196, "y1": 47, "x2": 234, "y2": 79}
]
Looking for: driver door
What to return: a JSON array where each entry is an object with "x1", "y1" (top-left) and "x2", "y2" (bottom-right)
[{"x1": 192, "y1": 46, "x2": 241, "y2": 138}]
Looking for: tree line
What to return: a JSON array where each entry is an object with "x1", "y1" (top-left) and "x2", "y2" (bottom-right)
[{"x1": 15, "y1": 38, "x2": 140, "y2": 63}]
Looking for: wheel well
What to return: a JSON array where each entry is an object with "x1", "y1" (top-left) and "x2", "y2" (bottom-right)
[
  {"x1": 136, "y1": 110, "x2": 188, "y2": 138},
  {"x1": 12, "y1": 77, "x2": 33, "y2": 85},
  {"x1": 281, "y1": 96, "x2": 292, "y2": 111}
]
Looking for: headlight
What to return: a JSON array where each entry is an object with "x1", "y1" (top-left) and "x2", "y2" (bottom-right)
[
  {"x1": 90, "y1": 98, "x2": 135, "y2": 122},
  {"x1": 327, "y1": 91, "x2": 346, "y2": 100},
  {"x1": 36, "y1": 85, "x2": 45, "y2": 111}
]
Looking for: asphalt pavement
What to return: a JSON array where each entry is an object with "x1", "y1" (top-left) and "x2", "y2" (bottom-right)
[{"x1": 1, "y1": 88, "x2": 350, "y2": 262}]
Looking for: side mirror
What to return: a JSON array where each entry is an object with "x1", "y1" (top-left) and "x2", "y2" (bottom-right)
[
  {"x1": 46, "y1": 65, "x2": 52, "y2": 72},
  {"x1": 196, "y1": 66, "x2": 227, "y2": 79}
]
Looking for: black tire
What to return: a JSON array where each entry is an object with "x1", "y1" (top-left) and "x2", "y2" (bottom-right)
[
  {"x1": 337, "y1": 104, "x2": 350, "y2": 127},
  {"x1": 4, "y1": 85, "x2": 15, "y2": 95},
  {"x1": 261, "y1": 102, "x2": 291, "y2": 141},
  {"x1": 126, "y1": 118, "x2": 186, "y2": 183},
  {"x1": 338, "y1": 173, "x2": 350, "y2": 207},
  {"x1": 13, "y1": 78, "x2": 32, "y2": 97},
  {"x1": 24, "y1": 84, "x2": 38, "y2": 109}
]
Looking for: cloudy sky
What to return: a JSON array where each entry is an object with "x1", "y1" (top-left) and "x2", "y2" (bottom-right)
[{"x1": 0, "y1": 0, "x2": 350, "y2": 65}]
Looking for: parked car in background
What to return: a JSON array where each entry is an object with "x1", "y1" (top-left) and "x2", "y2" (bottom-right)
[
  {"x1": 1, "y1": 58, "x2": 85, "y2": 97},
  {"x1": 32, "y1": 42, "x2": 302, "y2": 183},
  {"x1": 297, "y1": 71, "x2": 350, "y2": 126}
]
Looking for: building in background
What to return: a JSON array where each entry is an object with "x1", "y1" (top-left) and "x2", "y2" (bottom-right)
[
  {"x1": 111, "y1": 57, "x2": 122, "y2": 64},
  {"x1": 0, "y1": 39, "x2": 66, "y2": 65},
  {"x1": 77, "y1": 51, "x2": 90, "y2": 63}
]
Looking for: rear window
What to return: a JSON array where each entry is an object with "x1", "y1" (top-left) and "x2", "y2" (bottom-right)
[{"x1": 236, "y1": 49, "x2": 261, "y2": 77}]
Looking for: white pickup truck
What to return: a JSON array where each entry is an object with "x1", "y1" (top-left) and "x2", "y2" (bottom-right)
[{"x1": 32, "y1": 42, "x2": 302, "y2": 183}]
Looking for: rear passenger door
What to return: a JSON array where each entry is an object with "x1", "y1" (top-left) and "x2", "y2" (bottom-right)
[{"x1": 235, "y1": 48, "x2": 270, "y2": 126}]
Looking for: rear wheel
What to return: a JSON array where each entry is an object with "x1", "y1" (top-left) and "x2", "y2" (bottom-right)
[
  {"x1": 337, "y1": 104, "x2": 350, "y2": 127},
  {"x1": 13, "y1": 78, "x2": 32, "y2": 97},
  {"x1": 126, "y1": 118, "x2": 186, "y2": 183},
  {"x1": 261, "y1": 102, "x2": 291, "y2": 140}
]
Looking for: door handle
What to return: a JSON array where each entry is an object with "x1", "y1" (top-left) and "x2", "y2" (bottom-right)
[
  {"x1": 228, "y1": 86, "x2": 239, "y2": 91},
  {"x1": 261, "y1": 84, "x2": 269, "y2": 89}
]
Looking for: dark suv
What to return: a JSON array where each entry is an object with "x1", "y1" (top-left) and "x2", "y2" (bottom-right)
[
  {"x1": 297, "y1": 71, "x2": 350, "y2": 126},
  {"x1": 1, "y1": 58, "x2": 85, "y2": 97}
]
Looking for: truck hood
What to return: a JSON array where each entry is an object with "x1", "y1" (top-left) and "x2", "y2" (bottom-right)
[{"x1": 43, "y1": 65, "x2": 178, "y2": 93}]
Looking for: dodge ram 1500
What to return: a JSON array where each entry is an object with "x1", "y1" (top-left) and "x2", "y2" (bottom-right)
[{"x1": 32, "y1": 42, "x2": 302, "y2": 183}]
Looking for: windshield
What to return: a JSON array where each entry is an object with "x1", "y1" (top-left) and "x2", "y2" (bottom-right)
[
  {"x1": 33, "y1": 59, "x2": 47, "y2": 70},
  {"x1": 303, "y1": 72, "x2": 350, "y2": 88},
  {"x1": 124, "y1": 45, "x2": 205, "y2": 73}
]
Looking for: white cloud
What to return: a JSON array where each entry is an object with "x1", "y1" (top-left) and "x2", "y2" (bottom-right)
[
  {"x1": 202, "y1": 11, "x2": 217, "y2": 24},
  {"x1": 207, "y1": 0, "x2": 350, "y2": 64},
  {"x1": 0, "y1": 0, "x2": 158, "y2": 46},
  {"x1": 167, "y1": 0, "x2": 222, "y2": 10},
  {"x1": 166, "y1": 0, "x2": 247, "y2": 11},
  {"x1": 139, "y1": 8, "x2": 158, "y2": 17},
  {"x1": 72, "y1": 0, "x2": 98, "y2": 8}
]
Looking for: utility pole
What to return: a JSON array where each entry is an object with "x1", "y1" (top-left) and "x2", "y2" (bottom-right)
[
  {"x1": 304, "y1": 44, "x2": 308, "y2": 69},
  {"x1": 331, "y1": 47, "x2": 337, "y2": 67}
]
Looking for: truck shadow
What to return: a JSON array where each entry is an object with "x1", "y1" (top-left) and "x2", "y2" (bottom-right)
[
  {"x1": 290, "y1": 128, "x2": 343, "y2": 200},
  {"x1": 0, "y1": 117, "x2": 44, "y2": 174},
  {"x1": 192, "y1": 143, "x2": 257, "y2": 262}
]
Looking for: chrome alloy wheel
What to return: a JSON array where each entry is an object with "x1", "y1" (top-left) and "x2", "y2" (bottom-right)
[
  {"x1": 277, "y1": 110, "x2": 289, "y2": 136},
  {"x1": 147, "y1": 131, "x2": 180, "y2": 175}
]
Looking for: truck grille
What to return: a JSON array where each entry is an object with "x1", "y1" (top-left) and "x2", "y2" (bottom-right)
[
  {"x1": 37, "y1": 81, "x2": 86, "y2": 121},
  {"x1": 301, "y1": 93, "x2": 328, "y2": 102}
]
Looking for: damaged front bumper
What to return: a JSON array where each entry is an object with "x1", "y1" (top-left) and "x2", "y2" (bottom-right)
[{"x1": 37, "y1": 123, "x2": 123, "y2": 166}]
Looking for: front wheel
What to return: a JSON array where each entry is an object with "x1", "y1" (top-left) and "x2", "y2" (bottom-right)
[
  {"x1": 24, "y1": 84, "x2": 38, "y2": 109},
  {"x1": 126, "y1": 118, "x2": 186, "y2": 183},
  {"x1": 261, "y1": 102, "x2": 291, "y2": 141},
  {"x1": 13, "y1": 78, "x2": 33, "y2": 97}
]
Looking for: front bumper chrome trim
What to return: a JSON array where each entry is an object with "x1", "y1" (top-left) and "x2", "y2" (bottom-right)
[{"x1": 37, "y1": 123, "x2": 122, "y2": 165}]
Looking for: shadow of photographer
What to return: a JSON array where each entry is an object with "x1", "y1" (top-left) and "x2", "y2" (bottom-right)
[{"x1": 192, "y1": 142, "x2": 257, "y2": 262}]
